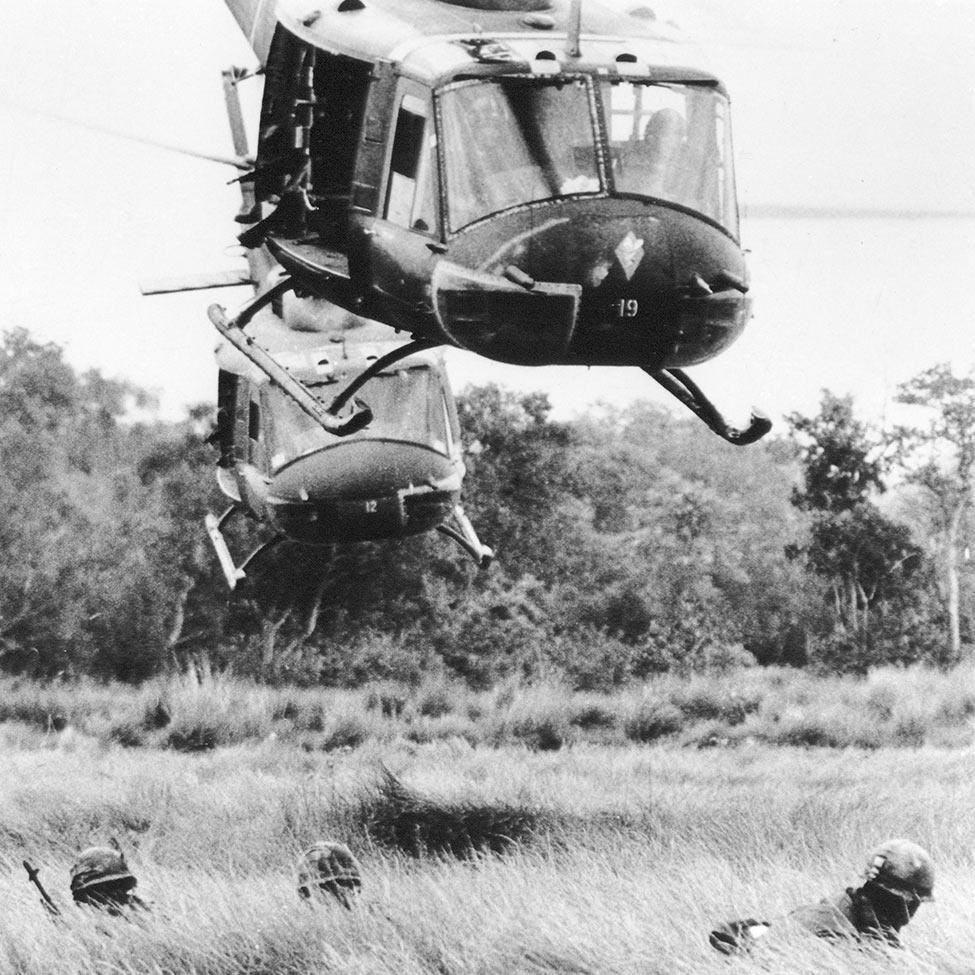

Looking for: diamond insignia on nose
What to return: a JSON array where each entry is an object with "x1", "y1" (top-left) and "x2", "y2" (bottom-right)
[{"x1": 615, "y1": 231, "x2": 645, "y2": 281}]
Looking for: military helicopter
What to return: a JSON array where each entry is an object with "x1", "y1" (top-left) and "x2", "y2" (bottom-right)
[
  {"x1": 203, "y1": 316, "x2": 493, "y2": 588},
  {"x1": 145, "y1": 68, "x2": 493, "y2": 588},
  {"x1": 202, "y1": 0, "x2": 770, "y2": 448}
]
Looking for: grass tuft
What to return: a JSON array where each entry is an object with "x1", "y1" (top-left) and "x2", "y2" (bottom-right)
[
  {"x1": 623, "y1": 698, "x2": 684, "y2": 743},
  {"x1": 361, "y1": 770, "x2": 541, "y2": 858}
]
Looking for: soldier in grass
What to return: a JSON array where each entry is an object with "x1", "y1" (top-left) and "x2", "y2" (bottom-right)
[
  {"x1": 296, "y1": 840, "x2": 362, "y2": 909},
  {"x1": 709, "y1": 838, "x2": 934, "y2": 954},
  {"x1": 25, "y1": 842, "x2": 148, "y2": 917},
  {"x1": 70, "y1": 844, "x2": 149, "y2": 915}
]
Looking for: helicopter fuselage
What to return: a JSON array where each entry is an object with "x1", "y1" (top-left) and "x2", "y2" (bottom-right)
[
  {"x1": 266, "y1": 437, "x2": 459, "y2": 544},
  {"x1": 241, "y1": 1, "x2": 752, "y2": 375},
  {"x1": 354, "y1": 196, "x2": 749, "y2": 368},
  {"x1": 215, "y1": 329, "x2": 465, "y2": 547}
]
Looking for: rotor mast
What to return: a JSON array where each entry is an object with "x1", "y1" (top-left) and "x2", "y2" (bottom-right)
[{"x1": 565, "y1": 0, "x2": 582, "y2": 58}]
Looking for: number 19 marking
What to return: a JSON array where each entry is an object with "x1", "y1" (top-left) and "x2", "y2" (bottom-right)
[{"x1": 614, "y1": 299, "x2": 639, "y2": 318}]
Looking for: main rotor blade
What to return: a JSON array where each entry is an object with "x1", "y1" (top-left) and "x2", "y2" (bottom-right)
[{"x1": 0, "y1": 98, "x2": 252, "y2": 170}]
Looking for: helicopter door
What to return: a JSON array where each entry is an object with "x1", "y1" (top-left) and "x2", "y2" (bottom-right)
[
  {"x1": 225, "y1": 382, "x2": 272, "y2": 519},
  {"x1": 368, "y1": 86, "x2": 441, "y2": 330},
  {"x1": 226, "y1": 378, "x2": 267, "y2": 471},
  {"x1": 308, "y1": 51, "x2": 371, "y2": 248}
]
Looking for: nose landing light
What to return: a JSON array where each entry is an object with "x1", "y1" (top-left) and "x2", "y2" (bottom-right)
[{"x1": 432, "y1": 260, "x2": 581, "y2": 365}]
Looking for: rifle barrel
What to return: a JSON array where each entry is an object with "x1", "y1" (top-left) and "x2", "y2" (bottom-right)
[{"x1": 23, "y1": 860, "x2": 60, "y2": 915}]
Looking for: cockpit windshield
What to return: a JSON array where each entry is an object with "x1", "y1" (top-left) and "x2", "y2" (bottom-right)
[
  {"x1": 440, "y1": 78, "x2": 600, "y2": 232},
  {"x1": 601, "y1": 81, "x2": 738, "y2": 234},
  {"x1": 438, "y1": 76, "x2": 738, "y2": 236},
  {"x1": 267, "y1": 366, "x2": 450, "y2": 470}
]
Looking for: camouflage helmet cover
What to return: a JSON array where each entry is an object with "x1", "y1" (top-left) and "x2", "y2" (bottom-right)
[
  {"x1": 864, "y1": 838, "x2": 935, "y2": 901},
  {"x1": 70, "y1": 846, "x2": 137, "y2": 895},
  {"x1": 296, "y1": 841, "x2": 361, "y2": 895}
]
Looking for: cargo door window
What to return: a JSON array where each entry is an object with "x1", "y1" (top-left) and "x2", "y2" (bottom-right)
[{"x1": 385, "y1": 94, "x2": 437, "y2": 233}]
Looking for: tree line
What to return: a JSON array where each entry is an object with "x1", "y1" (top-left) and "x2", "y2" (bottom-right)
[{"x1": 0, "y1": 327, "x2": 972, "y2": 685}]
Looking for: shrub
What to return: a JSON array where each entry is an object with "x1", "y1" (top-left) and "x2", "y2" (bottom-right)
[
  {"x1": 669, "y1": 686, "x2": 760, "y2": 726},
  {"x1": 404, "y1": 714, "x2": 480, "y2": 745},
  {"x1": 891, "y1": 710, "x2": 929, "y2": 747},
  {"x1": 322, "y1": 713, "x2": 373, "y2": 751},
  {"x1": 107, "y1": 719, "x2": 148, "y2": 748},
  {"x1": 490, "y1": 683, "x2": 574, "y2": 751},
  {"x1": 544, "y1": 627, "x2": 636, "y2": 691},
  {"x1": 415, "y1": 676, "x2": 459, "y2": 718},
  {"x1": 696, "y1": 642, "x2": 758, "y2": 673},
  {"x1": 365, "y1": 681, "x2": 410, "y2": 718},
  {"x1": 623, "y1": 698, "x2": 684, "y2": 742},
  {"x1": 508, "y1": 713, "x2": 568, "y2": 751},
  {"x1": 569, "y1": 700, "x2": 618, "y2": 730},
  {"x1": 166, "y1": 721, "x2": 220, "y2": 751},
  {"x1": 289, "y1": 700, "x2": 327, "y2": 733}
]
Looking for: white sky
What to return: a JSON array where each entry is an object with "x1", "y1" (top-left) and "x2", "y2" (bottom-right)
[{"x1": 0, "y1": 0, "x2": 973, "y2": 431}]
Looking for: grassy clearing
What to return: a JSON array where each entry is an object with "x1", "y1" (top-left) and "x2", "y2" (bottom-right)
[
  {"x1": 1, "y1": 735, "x2": 974, "y2": 973},
  {"x1": 2, "y1": 663, "x2": 974, "y2": 753}
]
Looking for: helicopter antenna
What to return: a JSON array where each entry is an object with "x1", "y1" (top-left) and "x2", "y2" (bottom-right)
[
  {"x1": 565, "y1": 0, "x2": 582, "y2": 58},
  {"x1": 0, "y1": 98, "x2": 251, "y2": 171}
]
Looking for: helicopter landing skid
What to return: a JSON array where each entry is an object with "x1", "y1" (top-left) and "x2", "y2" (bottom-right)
[
  {"x1": 205, "y1": 506, "x2": 284, "y2": 589},
  {"x1": 437, "y1": 505, "x2": 494, "y2": 569},
  {"x1": 644, "y1": 367, "x2": 771, "y2": 446}
]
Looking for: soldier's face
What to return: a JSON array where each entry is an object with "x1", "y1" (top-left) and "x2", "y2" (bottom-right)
[
  {"x1": 323, "y1": 877, "x2": 360, "y2": 908},
  {"x1": 299, "y1": 878, "x2": 359, "y2": 908},
  {"x1": 77, "y1": 880, "x2": 134, "y2": 914},
  {"x1": 864, "y1": 882, "x2": 920, "y2": 929}
]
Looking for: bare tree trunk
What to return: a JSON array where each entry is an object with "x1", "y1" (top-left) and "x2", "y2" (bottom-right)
[
  {"x1": 843, "y1": 575, "x2": 859, "y2": 635},
  {"x1": 946, "y1": 504, "x2": 964, "y2": 659},
  {"x1": 166, "y1": 584, "x2": 190, "y2": 650},
  {"x1": 280, "y1": 572, "x2": 333, "y2": 663},
  {"x1": 166, "y1": 541, "x2": 206, "y2": 653},
  {"x1": 261, "y1": 610, "x2": 291, "y2": 674}
]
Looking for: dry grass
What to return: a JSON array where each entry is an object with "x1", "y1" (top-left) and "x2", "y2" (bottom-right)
[
  {"x1": 3, "y1": 663, "x2": 975, "y2": 754},
  {"x1": 1, "y1": 665, "x2": 974, "y2": 971},
  {"x1": 0, "y1": 723, "x2": 974, "y2": 972}
]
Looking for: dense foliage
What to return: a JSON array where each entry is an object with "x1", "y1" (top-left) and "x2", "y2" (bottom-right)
[{"x1": 0, "y1": 329, "x2": 968, "y2": 684}]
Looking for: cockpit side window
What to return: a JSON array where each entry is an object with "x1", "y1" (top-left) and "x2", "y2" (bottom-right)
[{"x1": 385, "y1": 93, "x2": 437, "y2": 233}]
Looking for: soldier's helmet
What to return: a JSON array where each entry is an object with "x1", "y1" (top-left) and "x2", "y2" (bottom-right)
[
  {"x1": 864, "y1": 839, "x2": 935, "y2": 902},
  {"x1": 70, "y1": 846, "x2": 137, "y2": 902},
  {"x1": 296, "y1": 841, "x2": 361, "y2": 908}
]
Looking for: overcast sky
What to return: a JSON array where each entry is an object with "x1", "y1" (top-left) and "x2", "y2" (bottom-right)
[{"x1": 0, "y1": 0, "x2": 973, "y2": 430}]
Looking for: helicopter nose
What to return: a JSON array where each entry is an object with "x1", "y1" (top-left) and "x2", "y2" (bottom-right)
[
  {"x1": 669, "y1": 266, "x2": 752, "y2": 367},
  {"x1": 436, "y1": 200, "x2": 751, "y2": 369},
  {"x1": 562, "y1": 207, "x2": 752, "y2": 368},
  {"x1": 266, "y1": 440, "x2": 460, "y2": 544}
]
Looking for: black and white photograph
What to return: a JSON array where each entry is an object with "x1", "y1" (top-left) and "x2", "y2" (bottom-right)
[{"x1": 0, "y1": 0, "x2": 973, "y2": 971}]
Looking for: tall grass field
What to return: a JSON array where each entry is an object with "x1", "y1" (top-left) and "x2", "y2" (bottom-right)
[{"x1": 1, "y1": 665, "x2": 974, "y2": 973}]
